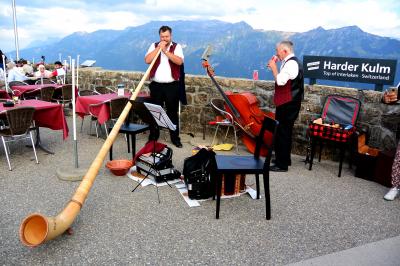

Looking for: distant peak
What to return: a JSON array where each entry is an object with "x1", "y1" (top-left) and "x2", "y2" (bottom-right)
[
  {"x1": 232, "y1": 21, "x2": 253, "y2": 30},
  {"x1": 339, "y1": 25, "x2": 363, "y2": 32},
  {"x1": 313, "y1": 26, "x2": 325, "y2": 32},
  {"x1": 71, "y1": 31, "x2": 88, "y2": 36}
]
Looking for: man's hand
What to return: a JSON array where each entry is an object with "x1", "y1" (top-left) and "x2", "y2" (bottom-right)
[
  {"x1": 267, "y1": 58, "x2": 279, "y2": 80},
  {"x1": 158, "y1": 41, "x2": 168, "y2": 53},
  {"x1": 267, "y1": 59, "x2": 277, "y2": 72}
]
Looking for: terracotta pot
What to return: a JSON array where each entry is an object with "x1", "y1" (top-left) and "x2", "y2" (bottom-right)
[{"x1": 106, "y1": 160, "x2": 133, "y2": 176}]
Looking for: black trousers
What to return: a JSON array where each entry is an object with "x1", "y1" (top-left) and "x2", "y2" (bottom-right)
[
  {"x1": 148, "y1": 81, "x2": 180, "y2": 142},
  {"x1": 274, "y1": 101, "x2": 301, "y2": 169}
]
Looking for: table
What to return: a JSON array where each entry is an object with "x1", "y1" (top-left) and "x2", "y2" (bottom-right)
[
  {"x1": 75, "y1": 93, "x2": 128, "y2": 124},
  {"x1": 0, "y1": 100, "x2": 69, "y2": 153},
  {"x1": 75, "y1": 92, "x2": 149, "y2": 125},
  {"x1": 0, "y1": 90, "x2": 10, "y2": 99}
]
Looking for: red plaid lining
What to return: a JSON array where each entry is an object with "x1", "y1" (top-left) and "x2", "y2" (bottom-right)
[{"x1": 308, "y1": 123, "x2": 355, "y2": 142}]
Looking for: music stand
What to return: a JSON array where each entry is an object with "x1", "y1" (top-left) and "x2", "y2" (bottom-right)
[{"x1": 130, "y1": 101, "x2": 177, "y2": 202}]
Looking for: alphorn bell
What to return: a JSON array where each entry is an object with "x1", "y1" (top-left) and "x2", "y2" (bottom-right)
[{"x1": 19, "y1": 48, "x2": 163, "y2": 247}]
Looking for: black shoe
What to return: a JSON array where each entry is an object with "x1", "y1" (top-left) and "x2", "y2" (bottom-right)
[
  {"x1": 269, "y1": 164, "x2": 288, "y2": 172},
  {"x1": 172, "y1": 140, "x2": 183, "y2": 148}
]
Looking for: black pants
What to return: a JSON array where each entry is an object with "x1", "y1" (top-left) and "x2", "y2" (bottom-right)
[
  {"x1": 148, "y1": 81, "x2": 180, "y2": 142},
  {"x1": 274, "y1": 101, "x2": 301, "y2": 169}
]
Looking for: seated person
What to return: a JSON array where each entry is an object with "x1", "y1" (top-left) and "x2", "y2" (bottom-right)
[
  {"x1": 21, "y1": 59, "x2": 34, "y2": 76},
  {"x1": 383, "y1": 141, "x2": 400, "y2": 201},
  {"x1": 6, "y1": 61, "x2": 26, "y2": 82},
  {"x1": 49, "y1": 61, "x2": 66, "y2": 84},
  {"x1": 0, "y1": 50, "x2": 6, "y2": 69},
  {"x1": 34, "y1": 64, "x2": 52, "y2": 78},
  {"x1": 0, "y1": 68, "x2": 4, "y2": 81}
]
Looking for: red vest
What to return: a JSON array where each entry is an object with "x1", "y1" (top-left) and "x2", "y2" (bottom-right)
[
  {"x1": 273, "y1": 57, "x2": 304, "y2": 106},
  {"x1": 149, "y1": 42, "x2": 181, "y2": 81}
]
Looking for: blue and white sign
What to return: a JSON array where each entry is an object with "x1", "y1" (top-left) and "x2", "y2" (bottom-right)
[{"x1": 303, "y1": 55, "x2": 397, "y2": 85}]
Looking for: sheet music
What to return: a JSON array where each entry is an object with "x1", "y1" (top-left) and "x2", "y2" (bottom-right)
[{"x1": 143, "y1": 102, "x2": 176, "y2": 131}]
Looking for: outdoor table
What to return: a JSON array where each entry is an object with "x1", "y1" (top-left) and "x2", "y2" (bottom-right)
[
  {"x1": 0, "y1": 89, "x2": 11, "y2": 99},
  {"x1": 75, "y1": 92, "x2": 149, "y2": 125},
  {"x1": 0, "y1": 99, "x2": 69, "y2": 153}
]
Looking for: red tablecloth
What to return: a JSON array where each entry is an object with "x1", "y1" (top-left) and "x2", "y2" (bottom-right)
[
  {"x1": 75, "y1": 93, "x2": 127, "y2": 124},
  {"x1": 0, "y1": 90, "x2": 11, "y2": 99},
  {"x1": 0, "y1": 99, "x2": 69, "y2": 139},
  {"x1": 11, "y1": 84, "x2": 64, "y2": 97}
]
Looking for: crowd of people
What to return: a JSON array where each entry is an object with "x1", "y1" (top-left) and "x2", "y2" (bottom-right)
[{"x1": 0, "y1": 50, "x2": 66, "y2": 86}]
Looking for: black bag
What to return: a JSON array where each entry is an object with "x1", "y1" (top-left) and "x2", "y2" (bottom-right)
[
  {"x1": 136, "y1": 146, "x2": 180, "y2": 183},
  {"x1": 183, "y1": 148, "x2": 216, "y2": 199}
]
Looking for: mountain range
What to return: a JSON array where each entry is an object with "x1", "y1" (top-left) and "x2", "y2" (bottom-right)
[{"x1": 14, "y1": 20, "x2": 400, "y2": 89}]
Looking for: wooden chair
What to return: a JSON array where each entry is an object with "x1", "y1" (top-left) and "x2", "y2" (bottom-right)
[
  {"x1": 104, "y1": 97, "x2": 129, "y2": 136},
  {"x1": 8, "y1": 81, "x2": 28, "y2": 87},
  {"x1": 78, "y1": 89, "x2": 99, "y2": 132},
  {"x1": 0, "y1": 107, "x2": 38, "y2": 170},
  {"x1": 34, "y1": 78, "x2": 56, "y2": 85},
  {"x1": 94, "y1": 86, "x2": 115, "y2": 94},
  {"x1": 39, "y1": 86, "x2": 55, "y2": 102},
  {"x1": 212, "y1": 116, "x2": 278, "y2": 219},
  {"x1": 52, "y1": 84, "x2": 72, "y2": 107},
  {"x1": 78, "y1": 89, "x2": 99, "y2": 97},
  {"x1": 23, "y1": 86, "x2": 55, "y2": 101},
  {"x1": 88, "y1": 97, "x2": 128, "y2": 138}
]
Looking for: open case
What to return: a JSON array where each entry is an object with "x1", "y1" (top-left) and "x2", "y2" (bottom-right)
[
  {"x1": 307, "y1": 95, "x2": 362, "y2": 177},
  {"x1": 309, "y1": 95, "x2": 361, "y2": 142}
]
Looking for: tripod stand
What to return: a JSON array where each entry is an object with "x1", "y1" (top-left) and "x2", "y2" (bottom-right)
[{"x1": 130, "y1": 101, "x2": 177, "y2": 202}]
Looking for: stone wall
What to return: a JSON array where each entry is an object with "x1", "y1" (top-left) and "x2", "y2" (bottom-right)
[{"x1": 77, "y1": 67, "x2": 400, "y2": 157}]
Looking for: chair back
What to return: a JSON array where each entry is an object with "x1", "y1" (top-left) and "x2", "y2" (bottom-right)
[
  {"x1": 60, "y1": 84, "x2": 73, "y2": 101},
  {"x1": 110, "y1": 97, "x2": 129, "y2": 119},
  {"x1": 78, "y1": 89, "x2": 98, "y2": 96},
  {"x1": 254, "y1": 116, "x2": 279, "y2": 161},
  {"x1": 35, "y1": 78, "x2": 56, "y2": 85},
  {"x1": 22, "y1": 88, "x2": 41, "y2": 100},
  {"x1": 40, "y1": 86, "x2": 55, "y2": 101},
  {"x1": 210, "y1": 98, "x2": 233, "y2": 122},
  {"x1": 9, "y1": 81, "x2": 28, "y2": 88},
  {"x1": 4, "y1": 107, "x2": 35, "y2": 136},
  {"x1": 95, "y1": 86, "x2": 114, "y2": 94}
]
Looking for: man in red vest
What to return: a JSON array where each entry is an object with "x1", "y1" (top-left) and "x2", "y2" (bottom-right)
[
  {"x1": 145, "y1": 25, "x2": 184, "y2": 148},
  {"x1": 267, "y1": 40, "x2": 304, "y2": 172}
]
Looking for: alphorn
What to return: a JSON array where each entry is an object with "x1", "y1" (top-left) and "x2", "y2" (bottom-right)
[{"x1": 19, "y1": 48, "x2": 162, "y2": 247}]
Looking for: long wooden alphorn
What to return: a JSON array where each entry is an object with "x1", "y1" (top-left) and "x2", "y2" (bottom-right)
[{"x1": 19, "y1": 48, "x2": 162, "y2": 247}]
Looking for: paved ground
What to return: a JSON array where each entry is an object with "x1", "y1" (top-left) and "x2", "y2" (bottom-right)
[{"x1": 0, "y1": 115, "x2": 399, "y2": 265}]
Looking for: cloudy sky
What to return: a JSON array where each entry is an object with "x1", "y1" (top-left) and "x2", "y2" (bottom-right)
[{"x1": 1, "y1": 0, "x2": 399, "y2": 53}]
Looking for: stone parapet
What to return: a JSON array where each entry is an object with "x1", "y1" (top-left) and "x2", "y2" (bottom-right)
[{"x1": 76, "y1": 68, "x2": 400, "y2": 159}]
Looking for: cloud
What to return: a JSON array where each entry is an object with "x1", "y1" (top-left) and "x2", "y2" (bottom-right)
[{"x1": 1, "y1": 0, "x2": 399, "y2": 53}]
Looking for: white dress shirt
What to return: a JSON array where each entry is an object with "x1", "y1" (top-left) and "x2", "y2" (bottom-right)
[
  {"x1": 276, "y1": 53, "x2": 299, "y2": 86},
  {"x1": 146, "y1": 42, "x2": 184, "y2": 83},
  {"x1": 7, "y1": 68, "x2": 26, "y2": 82}
]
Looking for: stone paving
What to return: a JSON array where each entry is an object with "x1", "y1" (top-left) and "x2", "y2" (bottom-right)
[{"x1": 0, "y1": 115, "x2": 399, "y2": 265}]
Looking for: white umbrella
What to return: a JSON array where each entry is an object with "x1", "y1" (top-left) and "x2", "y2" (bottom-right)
[
  {"x1": 76, "y1": 55, "x2": 80, "y2": 90},
  {"x1": 11, "y1": 0, "x2": 20, "y2": 60},
  {"x1": 71, "y1": 59, "x2": 78, "y2": 168},
  {"x1": 56, "y1": 57, "x2": 87, "y2": 181}
]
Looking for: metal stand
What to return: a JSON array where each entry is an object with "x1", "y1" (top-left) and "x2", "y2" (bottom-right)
[{"x1": 130, "y1": 101, "x2": 176, "y2": 203}]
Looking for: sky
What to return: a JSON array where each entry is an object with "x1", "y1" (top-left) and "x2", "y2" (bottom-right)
[{"x1": 1, "y1": 0, "x2": 400, "y2": 53}]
